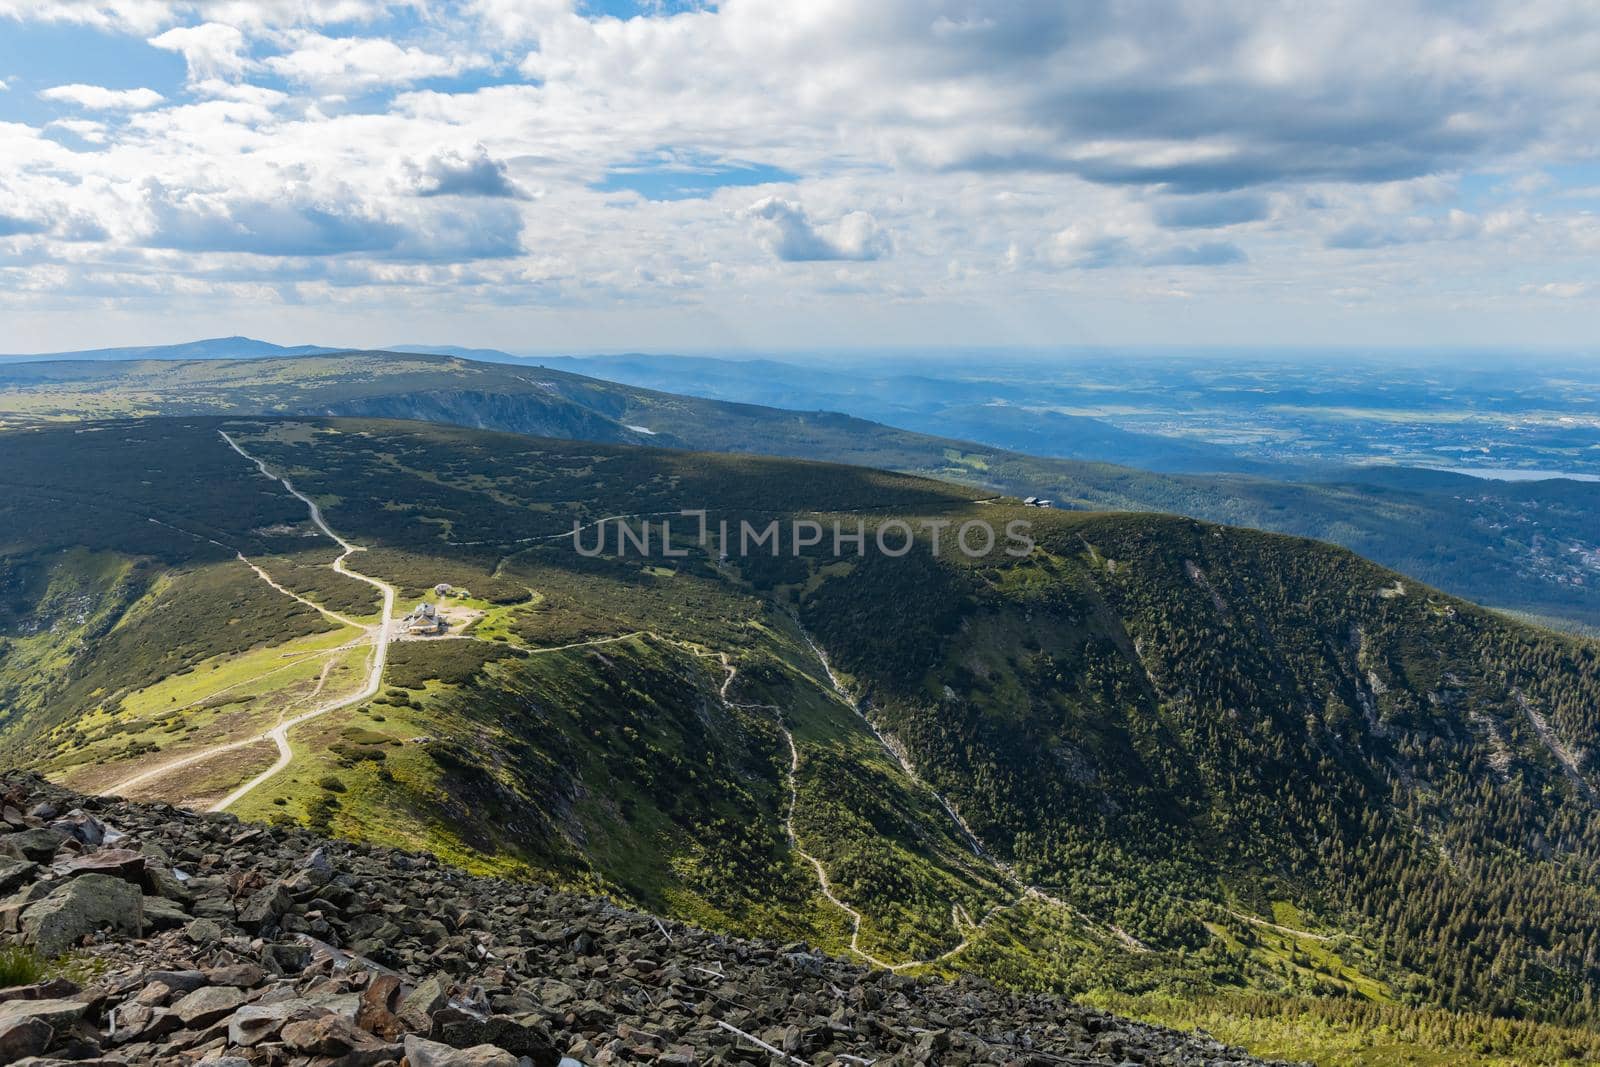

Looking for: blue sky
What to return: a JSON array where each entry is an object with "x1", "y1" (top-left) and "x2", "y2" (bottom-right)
[{"x1": 1, "y1": 1, "x2": 1598, "y2": 354}]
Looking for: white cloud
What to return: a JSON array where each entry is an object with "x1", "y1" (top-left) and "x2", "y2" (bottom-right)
[
  {"x1": 149, "y1": 23, "x2": 252, "y2": 83},
  {"x1": 0, "y1": 1, "x2": 177, "y2": 35},
  {"x1": 1324, "y1": 208, "x2": 1484, "y2": 249},
  {"x1": 37, "y1": 84, "x2": 165, "y2": 110},
  {"x1": 0, "y1": 1, "x2": 407, "y2": 35},
  {"x1": 745, "y1": 198, "x2": 889, "y2": 262},
  {"x1": 48, "y1": 118, "x2": 110, "y2": 144},
  {"x1": 138, "y1": 180, "x2": 525, "y2": 261},
  {"x1": 264, "y1": 32, "x2": 474, "y2": 95},
  {"x1": 1521, "y1": 282, "x2": 1593, "y2": 299},
  {"x1": 0, "y1": 79, "x2": 10, "y2": 92},
  {"x1": 409, "y1": 146, "x2": 529, "y2": 199},
  {"x1": 2, "y1": 1, "x2": 1600, "y2": 348}
]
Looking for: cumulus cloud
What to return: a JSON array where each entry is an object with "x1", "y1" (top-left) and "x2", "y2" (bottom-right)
[
  {"x1": 38, "y1": 84, "x2": 165, "y2": 110},
  {"x1": 0, "y1": 0, "x2": 402, "y2": 35},
  {"x1": 149, "y1": 23, "x2": 252, "y2": 83},
  {"x1": 745, "y1": 197, "x2": 889, "y2": 262},
  {"x1": 0, "y1": 0, "x2": 174, "y2": 34},
  {"x1": 48, "y1": 118, "x2": 110, "y2": 143},
  {"x1": 144, "y1": 189, "x2": 406, "y2": 256},
  {"x1": 1044, "y1": 218, "x2": 1247, "y2": 270},
  {"x1": 141, "y1": 183, "x2": 524, "y2": 261},
  {"x1": 264, "y1": 32, "x2": 471, "y2": 94},
  {"x1": 410, "y1": 146, "x2": 528, "y2": 199},
  {"x1": 0, "y1": 79, "x2": 9, "y2": 92}
]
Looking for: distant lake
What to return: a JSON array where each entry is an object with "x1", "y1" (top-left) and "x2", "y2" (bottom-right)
[{"x1": 1423, "y1": 465, "x2": 1600, "y2": 483}]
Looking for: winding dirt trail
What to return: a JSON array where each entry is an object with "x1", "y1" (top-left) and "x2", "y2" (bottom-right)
[
  {"x1": 777, "y1": 627, "x2": 1151, "y2": 958},
  {"x1": 1225, "y1": 908, "x2": 1332, "y2": 943},
  {"x1": 104, "y1": 434, "x2": 656, "y2": 812},
  {"x1": 714, "y1": 652, "x2": 1023, "y2": 970},
  {"x1": 207, "y1": 432, "x2": 397, "y2": 812},
  {"x1": 99, "y1": 432, "x2": 398, "y2": 811}
]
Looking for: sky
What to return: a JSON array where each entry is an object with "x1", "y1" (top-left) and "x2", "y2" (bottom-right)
[{"x1": 1, "y1": 1, "x2": 1599, "y2": 354}]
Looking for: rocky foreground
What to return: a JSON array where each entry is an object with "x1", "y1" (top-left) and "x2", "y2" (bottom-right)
[{"x1": 0, "y1": 774, "x2": 1290, "y2": 1066}]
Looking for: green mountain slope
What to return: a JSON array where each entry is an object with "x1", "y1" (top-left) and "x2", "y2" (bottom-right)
[
  {"x1": 4, "y1": 417, "x2": 1600, "y2": 1065},
  {"x1": 3, "y1": 351, "x2": 1598, "y2": 632}
]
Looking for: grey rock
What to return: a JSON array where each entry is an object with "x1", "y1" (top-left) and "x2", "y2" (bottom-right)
[
  {"x1": 202, "y1": 963, "x2": 263, "y2": 989},
  {"x1": 171, "y1": 986, "x2": 245, "y2": 1027},
  {"x1": 536, "y1": 981, "x2": 577, "y2": 1008},
  {"x1": 19, "y1": 873, "x2": 143, "y2": 957},
  {"x1": 50, "y1": 809, "x2": 109, "y2": 847},
  {"x1": 110, "y1": 1002, "x2": 180, "y2": 1044},
  {"x1": 0, "y1": 829, "x2": 66, "y2": 863},
  {"x1": 226, "y1": 999, "x2": 329, "y2": 1046},
  {"x1": 0, "y1": 1015, "x2": 52, "y2": 1062},
  {"x1": 53, "y1": 847, "x2": 144, "y2": 882},
  {"x1": 280, "y1": 1013, "x2": 377, "y2": 1054},
  {"x1": 0, "y1": 859, "x2": 36, "y2": 895},
  {"x1": 141, "y1": 895, "x2": 191, "y2": 929},
  {"x1": 283, "y1": 847, "x2": 334, "y2": 895},
  {"x1": 0, "y1": 997, "x2": 88, "y2": 1030},
  {"x1": 404, "y1": 1034, "x2": 520, "y2": 1067},
  {"x1": 437, "y1": 1015, "x2": 561, "y2": 1065},
  {"x1": 146, "y1": 970, "x2": 209, "y2": 994},
  {"x1": 236, "y1": 882, "x2": 292, "y2": 928},
  {"x1": 397, "y1": 974, "x2": 450, "y2": 1031}
]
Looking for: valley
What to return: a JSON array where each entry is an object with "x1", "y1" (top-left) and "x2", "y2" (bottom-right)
[{"x1": 5, "y1": 416, "x2": 1600, "y2": 1064}]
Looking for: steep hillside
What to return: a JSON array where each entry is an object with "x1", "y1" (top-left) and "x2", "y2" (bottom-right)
[
  {"x1": 2, "y1": 351, "x2": 1598, "y2": 630},
  {"x1": 4, "y1": 417, "x2": 1600, "y2": 1064}
]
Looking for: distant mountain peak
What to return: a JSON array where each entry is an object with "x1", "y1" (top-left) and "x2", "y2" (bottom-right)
[{"x1": 0, "y1": 336, "x2": 340, "y2": 363}]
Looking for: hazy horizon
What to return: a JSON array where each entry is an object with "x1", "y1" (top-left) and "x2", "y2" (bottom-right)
[{"x1": 6, "y1": 335, "x2": 1600, "y2": 367}]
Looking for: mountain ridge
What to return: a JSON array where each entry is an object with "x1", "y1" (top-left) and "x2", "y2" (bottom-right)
[
  {"x1": 0, "y1": 335, "x2": 341, "y2": 363},
  {"x1": 4, "y1": 417, "x2": 1600, "y2": 1067}
]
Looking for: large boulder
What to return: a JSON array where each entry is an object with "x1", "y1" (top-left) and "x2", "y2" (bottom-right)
[
  {"x1": 396, "y1": 974, "x2": 450, "y2": 1032},
  {"x1": 0, "y1": 829, "x2": 66, "y2": 864},
  {"x1": 0, "y1": 1014, "x2": 52, "y2": 1062},
  {"x1": 171, "y1": 985, "x2": 245, "y2": 1027},
  {"x1": 236, "y1": 881, "x2": 293, "y2": 929},
  {"x1": 0, "y1": 996, "x2": 88, "y2": 1061},
  {"x1": 281, "y1": 1013, "x2": 382, "y2": 1056},
  {"x1": 228, "y1": 999, "x2": 330, "y2": 1047},
  {"x1": 19, "y1": 873, "x2": 143, "y2": 958},
  {"x1": 53, "y1": 848, "x2": 144, "y2": 882}
]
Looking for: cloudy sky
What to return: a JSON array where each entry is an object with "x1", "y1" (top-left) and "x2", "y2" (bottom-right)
[{"x1": 2, "y1": 1, "x2": 1599, "y2": 354}]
